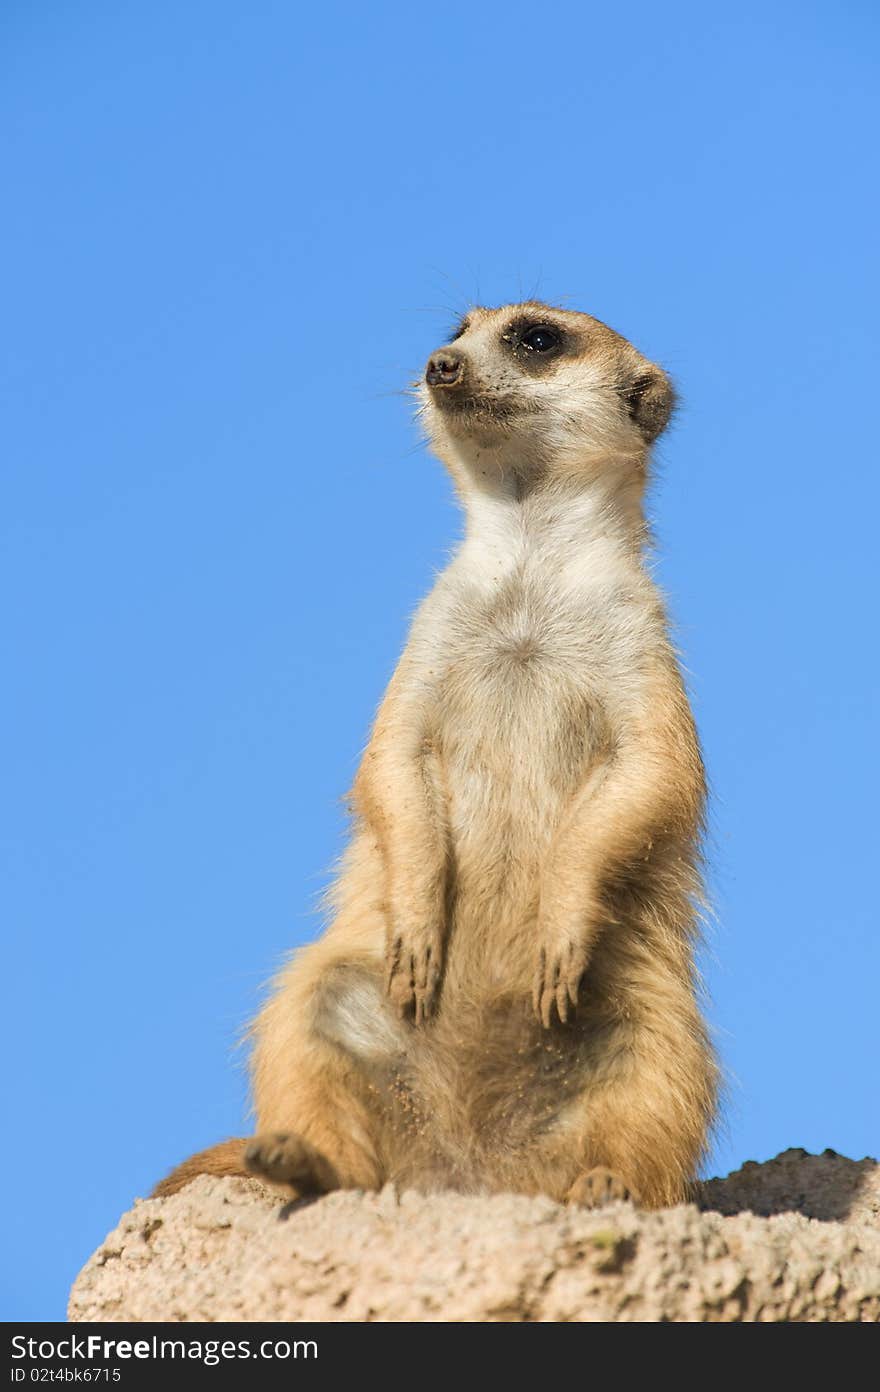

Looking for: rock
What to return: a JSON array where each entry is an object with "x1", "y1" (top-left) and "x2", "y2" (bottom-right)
[{"x1": 69, "y1": 1149, "x2": 880, "y2": 1322}]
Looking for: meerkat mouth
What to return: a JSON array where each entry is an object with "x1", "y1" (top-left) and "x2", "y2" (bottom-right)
[
  {"x1": 432, "y1": 390, "x2": 537, "y2": 436},
  {"x1": 438, "y1": 393, "x2": 514, "y2": 418}
]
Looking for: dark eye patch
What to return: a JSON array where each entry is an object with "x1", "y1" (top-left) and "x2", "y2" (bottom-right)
[
  {"x1": 502, "y1": 318, "x2": 567, "y2": 365},
  {"x1": 521, "y1": 325, "x2": 560, "y2": 353}
]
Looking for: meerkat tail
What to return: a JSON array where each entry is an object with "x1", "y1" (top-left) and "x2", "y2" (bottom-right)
[{"x1": 151, "y1": 1138, "x2": 250, "y2": 1197}]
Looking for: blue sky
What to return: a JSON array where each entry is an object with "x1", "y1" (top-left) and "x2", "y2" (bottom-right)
[{"x1": 2, "y1": 2, "x2": 877, "y2": 1320}]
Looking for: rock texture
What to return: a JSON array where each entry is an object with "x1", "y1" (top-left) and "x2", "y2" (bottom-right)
[{"x1": 69, "y1": 1149, "x2": 879, "y2": 1322}]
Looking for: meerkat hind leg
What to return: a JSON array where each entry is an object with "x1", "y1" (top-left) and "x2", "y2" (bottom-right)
[{"x1": 251, "y1": 957, "x2": 408, "y2": 1198}]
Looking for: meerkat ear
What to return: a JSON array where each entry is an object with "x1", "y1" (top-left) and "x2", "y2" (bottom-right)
[{"x1": 623, "y1": 364, "x2": 676, "y2": 444}]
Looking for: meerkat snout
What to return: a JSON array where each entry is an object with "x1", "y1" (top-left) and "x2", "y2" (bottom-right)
[{"x1": 425, "y1": 349, "x2": 464, "y2": 388}]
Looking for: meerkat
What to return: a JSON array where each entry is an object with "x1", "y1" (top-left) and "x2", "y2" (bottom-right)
[{"x1": 155, "y1": 302, "x2": 719, "y2": 1210}]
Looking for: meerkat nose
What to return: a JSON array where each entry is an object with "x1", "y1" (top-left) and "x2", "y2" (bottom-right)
[{"x1": 426, "y1": 350, "x2": 464, "y2": 388}]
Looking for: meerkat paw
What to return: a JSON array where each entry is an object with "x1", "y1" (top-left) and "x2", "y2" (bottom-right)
[
  {"x1": 566, "y1": 1167, "x2": 638, "y2": 1208},
  {"x1": 385, "y1": 929, "x2": 443, "y2": 1024},
  {"x1": 532, "y1": 938, "x2": 588, "y2": 1028},
  {"x1": 244, "y1": 1131, "x2": 337, "y2": 1195}
]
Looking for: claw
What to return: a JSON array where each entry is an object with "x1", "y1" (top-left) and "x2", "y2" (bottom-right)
[
  {"x1": 415, "y1": 943, "x2": 431, "y2": 993},
  {"x1": 534, "y1": 939, "x2": 587, "y2": 1027},
  {"x1": 386, "y1": 934, "x2": 442, "y2": 1025},
  {"x1": 385, "y1": 936, "x2": 402, "y2": 994},
  {"x1": 555, "y1": 976, "x2": 570, "y2": 1024},
  {"x1": 540, "y1": 969, "x2": 556, "y2": 1029},
  {"x1": 532, "y1": 946, "x2": 546, "y2": 1018}
]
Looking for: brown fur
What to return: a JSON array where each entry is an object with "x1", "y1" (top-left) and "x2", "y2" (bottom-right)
[
  {"x1": 156, "y1": 303, "x2": 719, "y2": 1211},
  {"x1": 153, "y1": 1138, "x2": 249, "y2": 1197}
]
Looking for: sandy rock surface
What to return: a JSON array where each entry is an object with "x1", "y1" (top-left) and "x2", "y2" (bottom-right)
[{"x1": 69, "y1": 1148, "x2": 880, "y2": 1322}]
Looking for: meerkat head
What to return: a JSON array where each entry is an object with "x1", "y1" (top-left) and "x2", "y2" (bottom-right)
[{"x1": 417, "y1": 301, "x2": 675, "y2": 498}]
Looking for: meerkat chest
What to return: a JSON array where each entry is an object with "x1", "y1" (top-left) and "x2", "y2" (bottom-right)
[
  {"x1": 414, "y1": 529, "x2": 654, "y2": 825},
  {"x1": 432, "y1": 536, "x2": 649, "y2": 719}
]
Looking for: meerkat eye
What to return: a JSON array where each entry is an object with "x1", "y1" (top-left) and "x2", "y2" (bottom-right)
[{"x1": 521, "y1": 325, "x2": 560, "y2": 353}]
